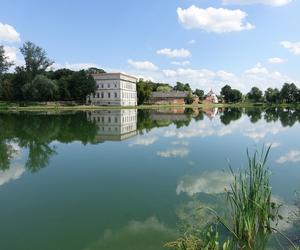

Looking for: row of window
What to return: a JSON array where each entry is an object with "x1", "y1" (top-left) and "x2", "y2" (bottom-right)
[
  {"x1": 93, "y1": 92, "x2": 136, "y2": 99},
  {"x1": 91, "y1": 115, "x2": 136, "y2": 123},
  {"x1": 96, "y1": 81, "x2": 136, "y2": 90}
]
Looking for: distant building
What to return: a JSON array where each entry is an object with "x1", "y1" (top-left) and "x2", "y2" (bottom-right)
[
  {"x1": 87, "y1": 73, "x2": 137, "y2": 106},
  {"x1": 148, "y1": 91, "x2": 199, "y2": 105},
  {"x1": 203, "y1": 90, "x2": 218, "y2": 104},
  {"x1": 87, "y1": 109, "x2": 137, "y2": 142}
]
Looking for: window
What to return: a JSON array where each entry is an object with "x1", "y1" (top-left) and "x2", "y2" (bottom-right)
[
  {"x1": 101, "y1": 84, "x2": 104, "y2": 88},
  {"x1": 115, "y1": 84, "x2": 117, "y2": 88},
  {"x1": 108, "y1": 84, "x2": 110, "y2": 88},
  {"x1": 108, "y1": 93, "x2": 111, "y2": 98},
  {"x1": 115, "y1": 117, "x2": 118, "y2": 123},
  {"x1": 97, "y1": 93, "x2": 99, "y2": 98},
  {"x1": 114, "y1": 92, "x2": 117, "y2": 98},
  {"x1": 101, "y1": 92, "x2": 104, "y2": 98}
]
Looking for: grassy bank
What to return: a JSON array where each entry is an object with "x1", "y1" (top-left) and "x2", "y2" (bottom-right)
[{"x1": 0, "y1": 101, "x2": 300, "y2": 112}]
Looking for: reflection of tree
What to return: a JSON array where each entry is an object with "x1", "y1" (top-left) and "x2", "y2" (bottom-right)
[
  {"x1": 0, "y1": 112, "x2": 99, "y2": 172},
  {"x1": 220, "y1": 108, "x2": 242, "y2": 125},
  {"x1": 264, "y1": 108, "x2": 279, "y2": 122},
  {"x1": 245, "y1": 107, "x2": 263, "y2": 123}
]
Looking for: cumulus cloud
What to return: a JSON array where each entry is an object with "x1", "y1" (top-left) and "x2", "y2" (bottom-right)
[
  {"x1": 3, "y1": 46, "x2": 17, "y2": 62},
  {"x1": 157, "y1": 48, "x2": 191, "y2": 58},
  {"x1": 268, "y1": 57, "x2": 285, "y2": 64},
  {"x1": 176, "y1": 171, "x2": 234, "y2": 196},
  {"x1": 177, "y1": 5, "x2": 254, "y2": 33},
  {"x1": 128, "y1": 59, "x2": 158, "y2": 71},
  {"x1": 52, "y1": 62, "x2": 100, "y2": 71},
  {"x1": 281, "y1": 41, "x2": 300, "y2": 55},
  {"x1": 0, "y1": 164, "x2": 26, "y2": 186},
  {"x1": 171, "y1": 61, "x2": 190, "y2": 66},
  {"x1": 276, "y1": 150, "x2": 300, "y2": 164},
  {"x1": 0, "y1": 22, "x2": 20, "y2": 42},
  {"x1": 129, "y1": 136, "x2": 158, "y2": 147},
  {"x1": 157, "y1": 148, "x2": 189, "y2": 158},
  {"x1": 222, "y1": 0, "x2": 292, "y2": 6}
]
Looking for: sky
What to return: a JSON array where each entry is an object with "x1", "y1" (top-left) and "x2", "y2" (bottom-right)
[{"x1": 0, "y1": 0, "x2": 299, "y2": 93}]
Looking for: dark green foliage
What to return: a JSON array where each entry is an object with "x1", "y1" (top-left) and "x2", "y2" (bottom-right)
[
  {"x1": 280, "y1": 83, "x2": 299, "y2": 103},
  {"x1": 247, "y1": 87, "x2": 263, "y2": 102},
  {"x1": 265, "y1": 88, "x2": 280, "y2": 103},
  {"x1": 173, "y1": 82, "x2": 192, "y2": 92},
  {"x1": 221, "y1": 85, "x2": 243, "y2": 103},
  {"x1": 184, "y1": 92, "x2": 194, "y2": 104},
  {"x1": 136, "y1": 79, "x2": 153, "y2": 105},
  {"x1": 220, "y1": 108, "x2": 242, "y2": 125},
  {"x1": 22, "y1": 75, "x2": 58, "y2": 101},
  {"x1": 193, "y1": 89, "x2": 204, "y2": 100}
]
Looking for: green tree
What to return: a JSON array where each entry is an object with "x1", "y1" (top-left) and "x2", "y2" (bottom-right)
[
  {"x1": 280, "y1": 83, "x2": 298, "y2": 103},
  {"x1": 85, "y1": 67, "x2": 106, "y2": 74},
  {"x1": 247, "y1": 87, "x2": 263, "y2": 102},
  {"x1": 20, "y1": 41, "x2": 54, "y2": 81},
  {"x1": 68, "y1": 70, "x2": 96, "y2": 103},
  {"x1": 193, "y1": 89, "x2": 204, "y2": 100},
  {"x1": 0, "y1": 45, "x2": 13, "y2": 76},
  {"x1": 173, "y1": 82, "x2": 191, "y2": 92},
  {"x1": 264, "y1": 88, "x2": 280, "y2": 103},
  {"x1": 22, "y1": 75, "x2": 58, "y2": 101},
  {"x1": 137, "y1": 79, "x2": 153, "y2": 105},
  {"x1": 184, "y1": 92, "x2": 194, "y2": 104},
  {"x1": 157, "y1": 85, "x2": 172, "y2": 92},
  {"x1": 230, "y1": 89, "x2": 243, "y2": 103},
  {"x1": 221, "y1": 85, "x2": 232, "y2": 103}
]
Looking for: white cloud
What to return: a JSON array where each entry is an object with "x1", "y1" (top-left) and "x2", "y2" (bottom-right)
[
  {"x1": 0, "y1": 22, "x2": 20, "y2": 42},
  {"x1": 157, "y1": 48, "x2": 191, "y2": 58},
  {"x1": 281, "y1": 41, "x2": 300, "y2": 55},
  {"x1": 176, "y1": 171, "x2": 234, "y2": 196},
  {"x1": 265, "y1": 141, "x2": 281, "y2": 148},
  {"x1": 52, "y1": 62, "x2": 100, "y2": 71},
  {"x1": 222, "y1": 0, "x2": 292, "y2": 6},
  {"x1": 276, "y1": 150, "x2": 300, "y2": 164},
  {"x1": 188, "y1": 39, "x2": 196, "y2": 44},
  {"x1": 0, "y1": 164, "x2": 25, "y2": 186},
  {"x1": 177, "y1": 5, "x2": 254, "y2": 33},
  {"x1": 128, "y1": 59, "x2": 158, "y2": 71},
  {"x1": 268, "y1": 57, "x2": 285, "y2": 64},
  {"x1": 171, "y1": 60, "x2": 190, "y2": 66},
  {"x1": 157, "y1": 148, "x2": 189, "y2": 158},
  {"x1": 129, "y1": 136, "x2": 158, "y2": 147},
  {"x1": 3, "y1": 46, "x2": 17, "y2": 62}
]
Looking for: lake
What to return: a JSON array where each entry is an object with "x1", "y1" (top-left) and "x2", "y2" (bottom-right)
[{"x1": 0, "y1": 107, "x2": 299, "y2": 250}]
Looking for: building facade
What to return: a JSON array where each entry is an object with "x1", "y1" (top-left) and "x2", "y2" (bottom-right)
[
  {"x1": 87, "y1": 73, "x2": 137, "y2": 106},
  {"x1": 87, "y1": 109, "x2": 137, "y2": 142},
  {"x1": 148, "y1": 91, "x2": 199, "y2": 105},
  {"x1": 203, "y1": 90, "x2": 219, "y2": 104}
]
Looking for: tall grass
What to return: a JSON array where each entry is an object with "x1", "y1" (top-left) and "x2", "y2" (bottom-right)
[{"x1": 165, "y1": 146, "x2": 297, "y2": 250}]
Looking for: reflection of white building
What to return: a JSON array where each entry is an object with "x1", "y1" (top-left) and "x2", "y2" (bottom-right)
[
  {"x1": 87, "y1": 73, "x2": 137, "y2": 106},
  {"x1": 87, "y1": 109, "x2": 137, "y2": 142}
]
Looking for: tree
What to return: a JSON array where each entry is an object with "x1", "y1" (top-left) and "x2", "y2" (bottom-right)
[
  {"x1": 85, "y1": 67, "x2": 106, "y2": 74},
  {"x1": 156, "y1": 85, "x2": 172, "y2": 92},
  {"x1": 221, "y1": 85, "x2": 232, "y2": 103},
  {"x1": 193, "y1": 89, "x2": 204, "y2": 100},
  {"x1": 173, "y1": 82, "x2": 191, "y2": 92},
  {"x1": 264, "y1": 88, "x2": 280, "y2": 103},
  {"x1": 184, "y1": 92, "x2": 194, "y2": 104},
  {"x1": 0, "y1": 45, "x2": 13, "y2": 76},
  {"x1": 280, "y1": 83, "x2": 298, "y2": 103},
  {"x1": 68, "y1": 70, "x2": 96, "y2": 103},
  {"x1": 20, "y1": 41, "x2": 54, "y2": 81},
  {"x1": 137, "y1": 79, "x2": 153, "y2": 105},
  {"x1": 22, "y1": 75, "x2": 58, "y2": 101},
  {"x1": 247, "y1": 87, "x2": 263, "y2": 102}
]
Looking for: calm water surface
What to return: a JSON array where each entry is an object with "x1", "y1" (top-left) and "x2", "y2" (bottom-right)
[{"x1": 0, "y1": 108, "x2": 299, "y2": 250}]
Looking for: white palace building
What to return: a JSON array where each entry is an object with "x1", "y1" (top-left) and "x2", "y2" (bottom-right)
[{"x1": 87, "y1": 73, "x2": 137, "y2": 106}]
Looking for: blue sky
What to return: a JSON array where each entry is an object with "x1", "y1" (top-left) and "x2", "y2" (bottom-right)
[{"x1": 0, "y1": 0, "x2": 299, "y2": 92}]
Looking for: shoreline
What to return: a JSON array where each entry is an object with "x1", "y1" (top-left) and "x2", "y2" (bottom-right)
[{"x1": 0, "y1": 102, "x2": 300, "y2": 112}]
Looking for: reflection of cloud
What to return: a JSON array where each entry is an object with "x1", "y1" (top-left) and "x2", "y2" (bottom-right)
[
  {"x1": 271, "y1": 196, "x2": 299, "y2": 231},
  {"x1": 129, "y1": 136, "x2": 158, "y2": 147},
  {"x1": 243, "y1": 122, "x2": 286, "y2": 142},
  {"x1": 176, "y1": 171, "x2": 234, "y2": 196},
  {"x1": 8, "y1": 142, "x2": 22, "y2": 159},
  {"x1": 266, "y1": 141, "x2": 281, "y2": 148},
  {"x1": 84, "y1": 216, "x2": 176, "y2": 250},
  {"x1": 157, "y1": 148, "x2": 189, "y2": 158},
  {"x1": 0, "y1": 164, "x2": 26, "y2": 186},
  {"x1": 276, "y1": 150, "x2": 300, "y2": 164},
  {"x1": 171, "y1": 140, "x2": 189, "y2": 146},
  {"x1": 164, "y1": 123, "x2": 214, "y2": 139}
]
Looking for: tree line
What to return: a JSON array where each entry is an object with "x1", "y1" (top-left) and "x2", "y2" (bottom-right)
[{"x1": 0, "y1": 42, "x2": 104, "y2": 103}]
